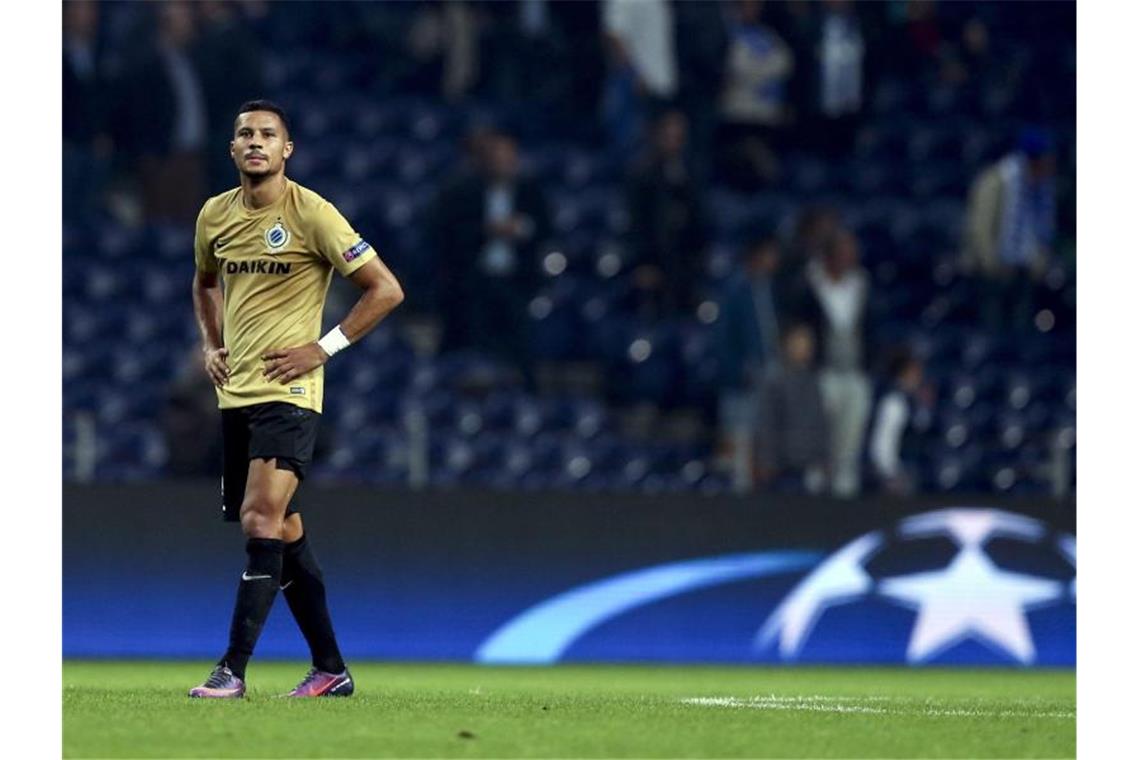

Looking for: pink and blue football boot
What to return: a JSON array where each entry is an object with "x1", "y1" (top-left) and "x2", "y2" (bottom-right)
[
  {"x1": 285, "y1": 667, "x2": 354, "y2": 697},
  {"x1": 188, "y1": 664, "x2": 246, "y2": 699}
]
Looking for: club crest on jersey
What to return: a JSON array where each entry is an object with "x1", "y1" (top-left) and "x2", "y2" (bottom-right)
[{"x1": 265, "y1": 221, "x2": 290, "y2": 251}]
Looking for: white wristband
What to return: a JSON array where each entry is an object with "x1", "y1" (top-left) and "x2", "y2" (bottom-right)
[{"x1": 317, "y1": 326, "x2": 351, "y2": 358}]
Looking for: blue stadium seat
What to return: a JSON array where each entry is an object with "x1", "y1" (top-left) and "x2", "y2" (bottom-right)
[
  {"x1": 567, "y1": 398, "x2": 609, "y2": 439},
  {"x1": 479, "y1": 391, "x2": 521, "y2": 433},
  {"x1": 95, "y1": 221, "x2": 145, "y2": 261},
  {"x1": 786, "y1": 155, "x2": 829, "y2": 195},
  {"x1": 331, "y1": 398, "x2": 373, "y2": 435},
  {"x1": 511, "y1": 397, "x2": 546, "y2": 438},
  {"x1": 100, "y1": 423, "x2": 168, "y2": 473},
  {"x1": 528, "y1": 286, "x2": 582, "y2": 361},
  {"x1": 599, "y1": 319, "x2": 683, "y2": 406},
  {"x1": 677, "y1": 324, "x2": 719, "y2": 406},
  {"x1": 929, "y1": 442, "x2": 986, "y2": 492},
  {"x1": 1003, "y1": 373, "x2": 1036, "y2": 411},
  {"x1": 84, "y1": 265, "x2": 126, "y2": 303},
  {"x1": 152, "y1": 223, "x2": 194, "y2": 262},
  {"x1": 399, "y1": 389, "x2": 457, "y2": 430},
  {"x1": 428, "y1": 433, "x2": 478, "y2": 480}
]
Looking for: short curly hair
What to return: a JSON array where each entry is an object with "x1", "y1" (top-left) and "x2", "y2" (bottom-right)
[{"x1": 234, "y1": 99, "x2": 291, "y2": 137}]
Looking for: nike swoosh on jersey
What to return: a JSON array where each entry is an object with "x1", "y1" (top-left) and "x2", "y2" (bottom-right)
[{"x1": 241, "y1": 571, "x2": 272, "y2": 581}]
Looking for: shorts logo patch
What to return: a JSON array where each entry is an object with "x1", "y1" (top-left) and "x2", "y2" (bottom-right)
[
  {"x1": 265, "y1": 221, "x2": 290, "y2": 251},
  {"x1": 343, "y1": 240, "x2": 371, "y2": 263},
  {"x1": 290, "y1": 386, "x2": 306, "y2": 395}
]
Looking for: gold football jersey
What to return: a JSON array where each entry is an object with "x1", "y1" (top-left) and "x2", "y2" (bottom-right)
[{"x1": 194, "y1": 179, "x2": 377, "y2": 413}]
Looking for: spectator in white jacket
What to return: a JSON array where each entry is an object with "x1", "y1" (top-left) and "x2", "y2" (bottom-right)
[
  {"x1": 601, "y1": 0, "x2": 677, "y2": 160},
  {"x1": 804, "y1": 228, "x2": 872, "y2": 498},
  {"x1": 718, "y1": 0, "x2": 794, "y2": 190},
  {"x1": 869, "y1": 350, "x2": 929, "y2": 496}
]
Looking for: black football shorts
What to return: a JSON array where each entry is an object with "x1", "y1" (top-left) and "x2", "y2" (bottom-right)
[{"x1": 220, "y1": 401, "x2": 320, "y2": 522}]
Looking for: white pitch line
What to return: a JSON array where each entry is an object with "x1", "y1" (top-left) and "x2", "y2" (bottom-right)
[
  {"x1": 682, "y1": 696, "x2": 887, "y2": 714},
  {"x1": 679, "y1": 696, "x2": 1074, "y2": 720}
]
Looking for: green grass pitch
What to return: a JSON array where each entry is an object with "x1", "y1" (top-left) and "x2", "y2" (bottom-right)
[{"x1": 63, "y1": 661, "x2": 1075, "y2": 758}]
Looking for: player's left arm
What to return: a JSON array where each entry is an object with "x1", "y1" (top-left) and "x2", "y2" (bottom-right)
[{"x1": 262, "y1": 257, "x2": 404, "y2": 384}]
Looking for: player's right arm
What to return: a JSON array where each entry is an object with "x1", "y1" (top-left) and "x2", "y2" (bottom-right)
[{"x1": 191, "y1": 206, "x2": 229, "y2": 387}]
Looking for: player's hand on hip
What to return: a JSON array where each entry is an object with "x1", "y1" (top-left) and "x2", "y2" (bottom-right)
[
  {"x1": 261, "y1": 343, "x2": 328, "y2": 384},
  {"x1": 203, "y1": 347, "x2": 230, "y2": 387}
]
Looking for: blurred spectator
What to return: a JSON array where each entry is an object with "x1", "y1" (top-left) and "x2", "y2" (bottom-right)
[
  {"x1": 440, "y1": 1, "x2": 480, "y2": 102},
  {"x1": 786, "y1": 0, "x2": 867, "y2": 157},
  {"x1": 479, "y1": 0, "x2": 597, "y2": 120},
  {"x1": 938, "y1": 16, "x2": 991, "y2": 115},
  {"x1": 717, "y1": 0, "x2": 793, "y2": 191},
  {"x1": 626, "y1": 110, "x2": 707, "y2": 317},
  {"x1": 114, "y1": 1, "x2": 208, "y2": 224},
  {"x1": 433, "y1": 123, "x2": 498, "y2": 331},
  {"x1": 713, "y1": 237, "x2": 787, "y2": 484},
  {"x1": 868, "y1": 349, "x2": 929, "y2": 496},
  {"x1": 444, "y1": 123, "x2": 499, "y2": 200},
  {"x1": 715, "y1": 237, "x2": 787, "y2": 382},
  {"x1": 552, "y1": 1, "x2": 608, "y2": 124},
  {"x1": 959, "y1": 15, "x2": 991, "y2": 78},
  {"x1": 481, "y1": 0, "x2": 551, "y2": 102},
  {"x1": 803, "y1": 228, "x2": 872, "y2": 498},
  {"x1": 161, "y1": 352, "x2": 222, "y2": 477},
  {"x1": 755, "y1": 324, "x2": 829, "y2": 494},
  {"x1": 816, "y1": 0, "x2": 865, "y2": 155},
  {"x1": 601, "y1": 0, "x2": 677, "y2": 161},
  {"x1": 407, "y1": 0, "x2": 479, "y2": 102},
  {"x1": 63, "y1": 0, "x2": 112, "y2": 222},
  {"x1": 901, "y1": 0, "x2": 942, "y2": 67},
  {"x1": 962, "y1": 127, "x2": 1057, "y2": 330},
  {"x1": 436, "y1": 132, "x2": 551, "y2": 383},
  {"x1": 673, "y1": 0, "x2": 729, "y2": 186},
  {"x1": 63, "y1": 0, "x2": 107, "y2": 146},
  {"x1": 787, "y1": 204, "x2": 842, "y2": 278},
  {"x1": 779, "y1": 0, "x2": 820, "y2": 136},
  {"x1": 196, "y1": 1, "x2": 265, "y2": 194}
]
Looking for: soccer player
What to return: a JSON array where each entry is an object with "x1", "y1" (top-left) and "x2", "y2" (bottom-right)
[{"x1": 187, "y1": 100, "x2": 404, "y2": 698}]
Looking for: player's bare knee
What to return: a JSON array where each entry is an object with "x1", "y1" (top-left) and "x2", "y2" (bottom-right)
[
  {"x1": 238, "y1": 509, "x2": 265, "y2": 538},
  {"x1": 240, "y1": 511, "x2": 280, "y2": 539},
  {"x1": 239, "y1": 499, "x2": 282, "y2": 539}
]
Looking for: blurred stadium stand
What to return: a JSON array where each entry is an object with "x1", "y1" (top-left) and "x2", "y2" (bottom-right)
[{"x1": 62, "y1": 0, "x2": 1075, "y2": 498}]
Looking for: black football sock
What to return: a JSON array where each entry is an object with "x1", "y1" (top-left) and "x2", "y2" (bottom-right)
[
  {"x1": 282, "y1": 533, "x2": 347, "y2": 674},
  {"x1": 221, "y1": 537, "x2": 285, "y2": 680}
]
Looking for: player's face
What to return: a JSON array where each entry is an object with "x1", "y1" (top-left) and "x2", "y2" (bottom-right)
[{"x1": 230, "y1": 111, "x2": 293, "y2": 178}]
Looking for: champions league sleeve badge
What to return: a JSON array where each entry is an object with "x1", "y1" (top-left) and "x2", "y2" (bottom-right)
[{"x1": 265, "y1": 220, "x2": 290, "y2": 251}]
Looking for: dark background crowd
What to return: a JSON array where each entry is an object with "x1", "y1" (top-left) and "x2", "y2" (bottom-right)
[{"x1": 63, "y1": 0, "x2": 1076, "y2": 498}]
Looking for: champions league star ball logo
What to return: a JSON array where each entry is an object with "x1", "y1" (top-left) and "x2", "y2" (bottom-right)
[
  {"x1": 477, "y1": 508, "x2": 1075, "y2": 666},
  {"x1": 758, "y1": 509, "x2": 1075, "y2": 665}
]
